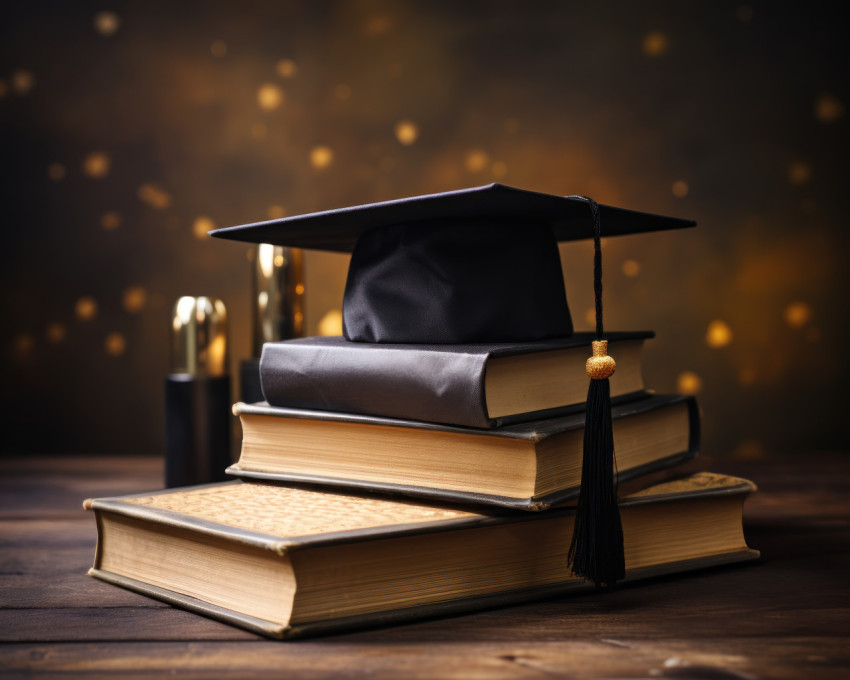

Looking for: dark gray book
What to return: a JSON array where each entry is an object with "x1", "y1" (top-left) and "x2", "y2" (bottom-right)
[
  {"x1": 260, "y1": 331, "x2": 653, "y2": 429},
  {"x1": 85, "y1": 472, "x2": 758, "y2": 640},
  {"x1": 228, "y1": 393, "x2": 699, "y2": 511}
]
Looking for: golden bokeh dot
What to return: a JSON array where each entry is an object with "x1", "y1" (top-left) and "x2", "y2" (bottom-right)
[
  {"x1": 123, "y1": 286, "x2": 148, "y2": 313},
  {"x1": 736, "y1": 5, "x2": 754, "y2": 22},
  {"x1": 814, "y1": 94, "x2": 844, "y2": 123},
  {"x1": 193, "y1": 216, "x2": 216, "y2": 239},
  {"x1": 739, "y1": 367, "x2": 757, "y2": 386},
  {"x1": 503, "y1": 118, "x2": 520, "y2": 134},
  {"x1": 491, "y1": 161, "x2": 508, "y2": 179},
  {"x1": 642, "y1": 31, "x2": 668, "y2": 56},
  {"x1": 310, "y1": 146, "x2": 334, "y2": 169},
  {"x1": 706, "y1": 319, "x2": 733, "y2": 348},
  {"x1": 93, "y1": 11, "x2": 121, "y2": 36},
  {"x1": 676, "y1": 371, "x2": 703, "y2": 395},
  {"x1": 273, "y1": 254, "x2": 285, "y2": 267},
  {"x1": 75, "y1": 297, "x2": 98, "y2": 321},
  {"x1": 784, "y1": 301, "x2": 813, "y2": 329},
  {"x1": 394, "y1": 120, "x2": 419, "y2": 146},
  {"x1": 251, "y1": 122, "x2": 268, "y2": 139},
  {"x1": 295, "y1": 283, "x2": 305, "y2": 296},
  {"x1": 334, "y1": 84, "x2": 352, "y2": 100},
  {"x1": 0, "y1": 79, "x2": 7, "y2": 98},
  {"x1": 47, "y1": 163, "x2": 66, "y2": 181},
  {"x1": 11, "y1": 70, "x2": 35, "y2": 94},
  {"x1": 734, "y1": 439, "x2": 766, "y2": 461},
  {"x1": 465, "y1": 149, "x2": 490, "y2": 173},
  {"x1": 267, "y1": 205, "x2": 286, "y2": 219},
  {"x1": 210, "y1": 40, "x2": 228, "y2": 58},
  {"x1": 257, "y1": 83, "x2": 284, "y2": 111},
  {"x1": 276, "y1": 59, "x2": 297, "y2": 77},
  {"x1": 318, "y1": 309, "x2": 344, "y2": 336},
  {"x1": 100, "y1": 211, "x2": 122, "y2": 230},
  {"x1": 584, "y1": 308, "x2": 596, "y2": 327},
  {"x1": 46, "y1": 323, "x2": 67, "y2": 344},
  {"x1": 137, "y1": 183, "x2": 172, "y2": 209},
  {"x1": 672, "y1": 180, "x2": 689, "y2": 198},
  {"x1": 105, "y1": 332, "x2": 126, "y2": 357},
  {"x1": 13, "y1": 334, "x2": 35, "y2": 358},
  {"x1": 82, "y1": 152, "x2": 110, "y2": 178},
  {"x1": 788, "y1": 161, "x2": 812, "y2": 185},
  {"x1": 622, "y1": 259, "x2": 641, "y2": 277}
]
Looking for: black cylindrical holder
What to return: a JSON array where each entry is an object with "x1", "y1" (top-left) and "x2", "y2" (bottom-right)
[
  {"x1": 165, "y1": 296, "x2": 232, "y2": 488},
  {"x1": 165, "y1": 374, "x2": 232, "y2": 487}
]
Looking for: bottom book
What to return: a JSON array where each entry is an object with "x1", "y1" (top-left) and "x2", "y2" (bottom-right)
[{"x1": 85, "y1": 472, "x2": 759, "y2": 639}]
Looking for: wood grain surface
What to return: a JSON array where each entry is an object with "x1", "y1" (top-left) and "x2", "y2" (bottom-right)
[{"x1": 1, "y1": 454, "x2": 848, "y2": 679}]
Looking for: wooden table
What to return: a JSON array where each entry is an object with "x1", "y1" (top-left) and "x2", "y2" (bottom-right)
[{"x1": 1, "y1": 454, "x2": 848, "y2": 679}]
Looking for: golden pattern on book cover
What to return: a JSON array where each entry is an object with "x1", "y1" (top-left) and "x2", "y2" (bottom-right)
[{"x1": 124, "y1": 483, "x2": 479, "y2": 537}]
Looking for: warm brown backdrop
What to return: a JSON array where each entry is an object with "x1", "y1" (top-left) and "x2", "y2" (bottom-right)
[{"x1": 2, "y1": 1, "x2": 847, "y2": 458}]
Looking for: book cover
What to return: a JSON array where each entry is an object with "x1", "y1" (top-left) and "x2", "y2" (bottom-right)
[
  {"x1": 86, "y1": 472, "x2": 758, "y2": 639},
  {"x1": 259, "y1": 332, "x2": 653, "y2": 429},
  {"x1": 228, "y1": 393, "x2": 700, "y2": 511}
]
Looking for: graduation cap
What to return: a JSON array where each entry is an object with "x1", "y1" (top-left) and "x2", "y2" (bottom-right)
[{"x1": 211, "y1": 183, "x2": 696, "y2": 587}]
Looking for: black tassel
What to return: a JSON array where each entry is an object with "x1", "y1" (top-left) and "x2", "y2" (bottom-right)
[{"x1": 567, "y1": 196, "x2": 625, "y2": 589}]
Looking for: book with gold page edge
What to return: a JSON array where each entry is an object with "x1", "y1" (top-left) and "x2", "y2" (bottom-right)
[
  {"x1": 228, "y1": 392, "x2": 699, "y2": 511},
  {"x1": 85, "y1": 472, "x2": 759, "y2": 640}
]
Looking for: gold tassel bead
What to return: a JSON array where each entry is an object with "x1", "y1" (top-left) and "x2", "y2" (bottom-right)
[{"x1": 586, "y1": 339, "x2": 616, "y2": 380}]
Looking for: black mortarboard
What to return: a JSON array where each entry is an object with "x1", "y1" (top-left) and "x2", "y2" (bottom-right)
[
  {"x1": 211, "y1": 183, "x2": 696, "y2": 589},
  {"x1": 211, "y1": 184, "x2": 694, "y2": 344}
]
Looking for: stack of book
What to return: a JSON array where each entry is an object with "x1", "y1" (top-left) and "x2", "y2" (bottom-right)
[
  {"x1": 85, "y1": 185, "x2": 758, "y2": 639},
  {"x1": 86, "y1": 331, "x2": 758, "y2": 639}
]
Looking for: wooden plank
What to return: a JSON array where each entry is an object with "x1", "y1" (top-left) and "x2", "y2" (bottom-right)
[{"x1": 0, "y1": 638, "x2": 847, "y2": 679}]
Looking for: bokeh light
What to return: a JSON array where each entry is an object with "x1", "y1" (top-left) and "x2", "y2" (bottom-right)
[
  {"x1": 100, "y1": 212, "x2": 122, "y2": 230},
  {"x1": 706, "y1": 320, "x2": 733, "y2": 348},
  {"x1": 788, "y1": 161, "x2": 812, "y2": 185},
  {"x1": 672, "y1": 180, "x2": 689, "y2": 198},
  {"x1": 75, "y1": 297, "x2": 98, "y2": 321},
  {"x1": 784, "y1": 301, "x2": 813, "y2": 329},
  {"x1": 46, "y1": 323, "x2": 67, "y2": 344},
  {"x1": 310, "y1": 146, "x2": 334, "y2": 169},
  {"x1": 622, "y1": 260, "x2": 641, "y2": 277},
  {"x1": 677, "y1": 371, "x2": 703, "y2": 395},
  {"x1": 267, "y1": 205, "x2": 286, "y2": 219},
  {"x1": 11, "y1": 70, "x2": 34, "y2": 94},
  {"x1": 276, "y1": 59, "x2": 297, "y2": 77},
  {"x1": 643, "y1": 32, "x2": 668, "y2": 56},
  {"x1": 93, "y1": 11, "x2": 120, "y2": 36},
  {"x1": 138, "y1": 183, "x2": 172, "y2": 209},
  {"x1": 82, "y1": 152, "x2": 110, "y2": 178},
  {"x1": 123, "y1": 286, "x2": 148, "y2": 313},
  {"x1": 318, "y1": 309, "x2": 343, "y2": 336},
  {"x1": 465, "y1": 149, "x2": 489, "y2": 173},
  {"x1": 257, "y1": 83, "x2": 284, "y2": 111},
  {"x1": 193, "y1": 216, "x2": 216, "y2": 239},
  {"x1": 105, "y1": 333, "x2": 126, "y2": 357},
  {"x1": 814, "y1": 94, "x2": 843, "y2": 123},
  {"x1": 394, "y1": 120, "x2": 419, "y2": 146}
]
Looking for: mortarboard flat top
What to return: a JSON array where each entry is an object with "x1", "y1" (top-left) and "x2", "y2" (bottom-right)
[
  {"x1": 211, "y1": 184, "x2": 696, "y2": 344},
  {"x1": 209, "y1": 183, "x2": 696, "y2": 253}
]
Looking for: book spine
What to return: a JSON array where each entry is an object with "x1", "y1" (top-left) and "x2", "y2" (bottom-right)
[{"x1": 260, "y1": 343, "x2": 493, "y2": 428}]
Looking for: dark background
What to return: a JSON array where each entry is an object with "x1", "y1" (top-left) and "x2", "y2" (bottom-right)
[{"x1": 1, "y1": 1, "x2": 847, "y2": 459}]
